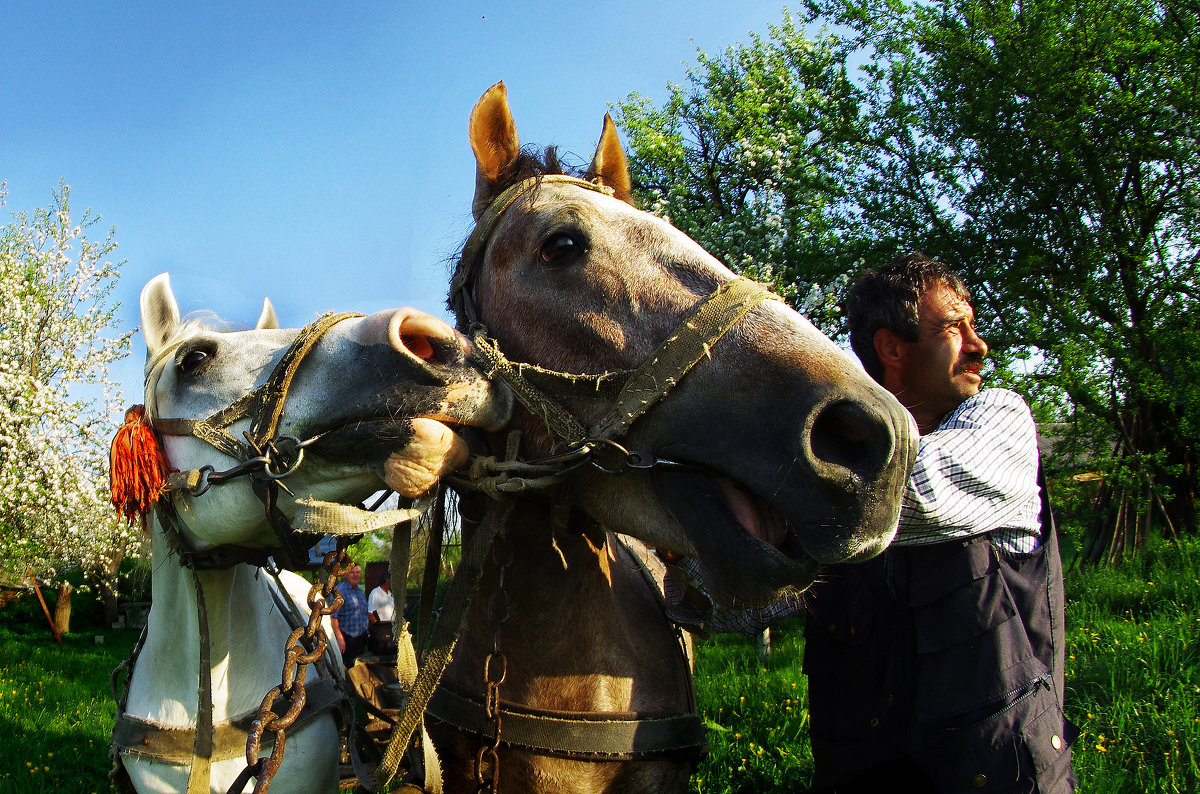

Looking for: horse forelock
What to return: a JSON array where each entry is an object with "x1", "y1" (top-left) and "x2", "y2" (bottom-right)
[{"x1": 142, "y1": 314, "x2": 227, "y2": 421}]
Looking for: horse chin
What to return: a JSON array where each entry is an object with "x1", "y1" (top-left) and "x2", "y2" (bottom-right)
[
  {"x1": 654, "y1": 470, "x2": 821, "y2": 608},
  {"x1": 308, "y1": 417, "x2": 470, "y2": 499},
  {"x1": 308, "y1": 418, "x2": 418, "y2": 462}
]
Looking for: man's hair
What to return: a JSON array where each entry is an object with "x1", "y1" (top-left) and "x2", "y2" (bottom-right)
[{"x1": 845, "y1": 251, "x2": 971, "y2": 382}]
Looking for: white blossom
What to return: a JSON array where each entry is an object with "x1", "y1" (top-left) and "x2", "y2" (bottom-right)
[{"x1": 0, "y1": 181, "x2": 141, "y2": 593}]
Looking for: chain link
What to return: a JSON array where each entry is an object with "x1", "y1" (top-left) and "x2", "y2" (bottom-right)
[
  {"x1": 242, "y1": 548, "x2": 348, "y2": 793},
  {"x1": 473, "y1": 534, "x2": 513, "y2": 793}
]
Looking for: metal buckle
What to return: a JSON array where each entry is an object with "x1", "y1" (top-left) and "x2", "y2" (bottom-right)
[{"x1": 187, "y1": 434, "x2": 324, "y2": 496}]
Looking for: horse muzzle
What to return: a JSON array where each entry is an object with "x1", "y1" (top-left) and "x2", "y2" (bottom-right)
[{"x1": 302, "y1": 308, "x2": 513, "y2": 462}]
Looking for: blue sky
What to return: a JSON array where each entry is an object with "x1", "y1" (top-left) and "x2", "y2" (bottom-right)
[{"x1": 2, "y1": 1, "x2": 792, "y2": 403}]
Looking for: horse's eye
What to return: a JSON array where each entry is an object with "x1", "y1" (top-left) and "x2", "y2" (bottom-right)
[
  {"x1": 538, "y1": 233, "x2": 581, "y2": 265},
  {"x1": 178, "y1": 347, "x2": 211, "y2": 374}
]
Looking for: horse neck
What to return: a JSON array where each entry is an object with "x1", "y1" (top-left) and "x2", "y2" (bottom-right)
[
  {"x1": 451, "y1": 491, "x2": 692, "y2": 715},
  {"x1": 126, "y1": 522, "x2": 293, "y2": 726}
]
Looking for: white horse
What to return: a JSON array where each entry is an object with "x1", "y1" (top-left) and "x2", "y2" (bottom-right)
[{"x1": 112, "y1": 273, "x2": 510, "y2": 794}]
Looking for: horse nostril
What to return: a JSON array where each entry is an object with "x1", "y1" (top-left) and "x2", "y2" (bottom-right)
[
  {"x1": 389, "y1": 310, "x2": 463, "y2": 367},
  {"x1": 399, "y1": 331, "x2": 436, "y2": 361},
  {"x1": 808, "y1": 400, "x2": 891, "y2": 485}
]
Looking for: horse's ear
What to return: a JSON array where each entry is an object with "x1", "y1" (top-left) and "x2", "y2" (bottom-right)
[
  {"x1": 255, "y1": 297, "x2": 279, "y2": 330},
  {"x1": 469, "y1": 81, "x2": 520, "y2": 218},
  {"x1": 587, "y1": 114, "x2": 634, "y2": 206},
  {"x1": 140, "y1": 273, "x2": 180, "y2": 359}
]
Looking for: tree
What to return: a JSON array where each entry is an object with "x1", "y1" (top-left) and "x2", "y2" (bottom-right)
[
  {"x1": 810, "y1": 0, "x2": 1200, "y2": 558},
  {"x1": 0, "y1": 181, "x2": 140, "y2": 627},
  {"x1": 612, "y1": 12, "x2": 869, "y2": 331},
  {"x1": 615, "y1": 1, "x2": 1200, "y2": 559}
]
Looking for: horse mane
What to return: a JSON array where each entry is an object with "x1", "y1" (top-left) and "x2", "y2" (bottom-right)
[{"x1": 496, "y1": 145, "x2": 570, "y2": 190}]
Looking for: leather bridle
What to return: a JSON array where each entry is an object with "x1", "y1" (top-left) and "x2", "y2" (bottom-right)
[
  {"x1": 450, "y1": 174, "x2": 782, "y2": 472},
  {"x1": 147, "y1": 311, "x2": 364, "y2": 570}
]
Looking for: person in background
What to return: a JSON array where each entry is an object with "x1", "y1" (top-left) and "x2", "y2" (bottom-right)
[
  {"x1": 366, "y1": 570, "x2": 397, "y2": 656},
  {"x1": 801, "y1": 252, "x2": 1077, "y2": 792},
  {"x1": 331, "y1": 561, "x2": 368, "y2": 668}
]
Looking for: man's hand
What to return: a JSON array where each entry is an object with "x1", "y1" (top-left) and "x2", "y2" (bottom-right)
[{"x1": 332, "y1": 618, "x2": 346, "y2": 653}]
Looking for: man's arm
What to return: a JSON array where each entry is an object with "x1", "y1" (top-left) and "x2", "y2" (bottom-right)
[
  {"x1": 331, "y1": 583, "x2": 348, "y2": 652},
  {"x1": 893, "y1": 389, "x2": 1042, "y2": 549}
]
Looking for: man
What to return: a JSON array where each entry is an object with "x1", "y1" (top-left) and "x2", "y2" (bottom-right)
[
  {"x1": 366, "y1": 570, "x2": 397, "y2": 655},
  {"x1": 802, "y1": 252, "x2": 1077, "y2": 792},
  {"x1": 331, "y1": 561, "x2": 369, "y2": 668}
]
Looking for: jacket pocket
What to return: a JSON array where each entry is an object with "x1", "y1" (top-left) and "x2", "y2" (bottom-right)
[
  {"x1": 911, "y1": 549, "x2": 1050, "y2": 726},
  {"x1": 915, "y1": 680, "x2": 1077, "y2": 793}
]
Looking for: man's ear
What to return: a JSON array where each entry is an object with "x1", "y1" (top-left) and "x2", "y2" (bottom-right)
[{"x1": 873, "y1": 327, "x2": 906, "y2": 372}]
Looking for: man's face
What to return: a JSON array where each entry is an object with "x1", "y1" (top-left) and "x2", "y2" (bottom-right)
[
  {"x1": 894, "y1": 282, "x2": 989, "y2": 426},
  {"x1": 347, "y1": 565, "x2": 362, "y2": 586}
]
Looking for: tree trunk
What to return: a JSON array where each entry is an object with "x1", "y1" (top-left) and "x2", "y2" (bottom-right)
[
  {"x1": 99, "y1": 580, "x2": 120, "y2": 627},
  {"x1": 1081, "y1": 401, "x2": 1198, "y2": 566},
  {"x1": 53, "y1": 583, "x2": 73, "y2": 636}
]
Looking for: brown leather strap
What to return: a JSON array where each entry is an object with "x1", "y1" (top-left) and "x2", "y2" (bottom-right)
[{"x1": 426, "y1": 683, "x2": 707, "y2": 761}]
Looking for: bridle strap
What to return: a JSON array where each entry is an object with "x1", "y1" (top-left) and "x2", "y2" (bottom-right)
[
  {"x1": 451, "y1": 172, "x2": 781, "y2": 453},
  {"x1": 591, "y1": 277, "x2": 775, "y2": 441},
  {"x1": 248, "y1": 311, "x2": 360, "y2": 453},
  {"x1": 470, "y1": 277, "x2": 778, "y2": 450},
  {"x1": 153, "y1": 311, "x2": 363, "y2": 457},
  {"x1": 470, "y1": 334, "x2": 589, "y2": 443},
  {"x1": 451, "y1": 175, "x2": 615, "y2": 327},
  {"x1": 149, "y1": 311, "x2": 365, "y2": 570}
]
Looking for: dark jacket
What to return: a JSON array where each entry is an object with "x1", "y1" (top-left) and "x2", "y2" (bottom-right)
[{"x1": 803, "y1": 470, "x2": 1078, "y2": 793}]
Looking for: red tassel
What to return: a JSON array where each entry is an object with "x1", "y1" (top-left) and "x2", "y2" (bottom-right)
[{"x1": 109, "y1": 405, "x2": 173, "y2": 524}]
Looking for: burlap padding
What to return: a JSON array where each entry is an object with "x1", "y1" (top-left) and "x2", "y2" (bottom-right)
[{"x1": 112, "y1": 676, "x2": 344, "y2": 764}]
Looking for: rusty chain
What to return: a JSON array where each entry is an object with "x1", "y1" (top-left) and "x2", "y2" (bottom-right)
[
  {"x1": 241, "y1": 548, "x2": 349, "y2": 793},
  {"x1": 474, "y1": 533, "x2": 514, "y2": 793}
]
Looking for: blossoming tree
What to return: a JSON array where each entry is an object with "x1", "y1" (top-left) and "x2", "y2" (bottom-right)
[{"x1": 0, "y1": 181, "x2": 139, "y2": 630}]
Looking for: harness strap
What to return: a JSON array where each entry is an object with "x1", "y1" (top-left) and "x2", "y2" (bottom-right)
[
  {"x1": 188, "y1": 569, "x2": 215, "y2": 794},
  {"x1": 153, "y1": 388, "x2": 266, "y2": 462},
  {"x1": 470, "y1": 278, "x2": 777, "y2": 450},
  {"x1": 452, "y1": 175, "x2": 615, "y2": 327},
  {"x1": 111, "y1": 677, "x2": 345, "y2": 764},
  {"x1": 388, "y1": 507, "x2": 444, "y2": 794},
  {"x1": 471, "y1": 334, "x2": 588, "y2": 443},
  {"x1": 248, "y1": 312, "x2": 361, "y2": 451},
  {"x1": 425, "y1": 684, "x2": 707, "y2": 762},
  {"x1": 591, "y1": 277, "x2": 777, "y2": 440},
  {"x1": 290, "y1": 495, "x2": 431, "y2": 537},
  {"x1": 370, "y1": 494, "x2": 517, "y2": 791}
]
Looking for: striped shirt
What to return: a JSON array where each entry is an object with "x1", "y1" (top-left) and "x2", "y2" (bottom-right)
[
  {"x1": 664, "y1": 389, "x2": 1043, "y2": 635},
  {"x1": 893, "y1": 388, "x2": 1042, "y2": 554}
]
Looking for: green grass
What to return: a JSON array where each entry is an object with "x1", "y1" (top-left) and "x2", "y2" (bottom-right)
[
  {"x1": 0, "y1": 618, "x2": 135, "y2": 794},
  {"x1": 1, "y1": 536, "x2": 1197, "y2": 792},
  {"x1": 1062, "y1": 541, "x2": 1200, "y2": 793},
  {"x1": 690, "y1": 536, "x2": 1200, "y2": 793},
  {"x1": 689, "y1": 619, "x2": 814, "y2": 792}
]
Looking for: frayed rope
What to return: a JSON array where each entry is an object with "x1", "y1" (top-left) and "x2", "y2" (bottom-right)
[{"x1": 109, "y1": 405, "x2": 172, "y2": 523}]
